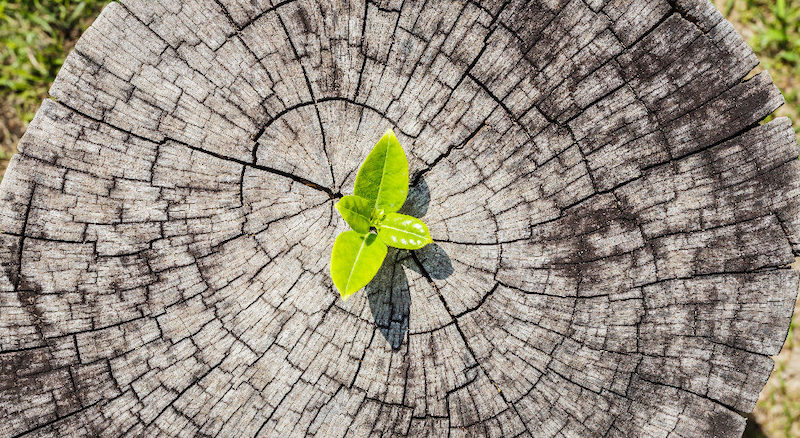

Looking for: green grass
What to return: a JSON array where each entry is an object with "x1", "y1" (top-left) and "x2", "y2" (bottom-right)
[
  {"x1": 725, "y1": 0, "x2": 800, "y2": 63},
  {"x1": 750, "y1": 0, "x2": 800, "y2": 138},
  {"x1": 0, "y1": 0, "x2": 110, "y2": 123},
  {"x1": 714, "y1": 4, "x2": 800, "y2": 435},
  {"x1": 718, "y1": 0, "x2": 800, "y2": 142}
]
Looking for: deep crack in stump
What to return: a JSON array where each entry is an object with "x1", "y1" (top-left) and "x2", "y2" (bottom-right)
[{"x1": 2, "y1": 0, "x2": 800, "y2": 436}]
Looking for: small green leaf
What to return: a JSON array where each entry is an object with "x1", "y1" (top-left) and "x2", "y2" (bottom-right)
[
  {"x1": 335, "y1": 195, "x2": 373, "y2": 234},
  {"x1": 377, "y1": 213, "x2": 433, "y2": 250},
  {"x1": 354, "y1": 130, "x2": 409, "y2": 213},
  {"x1": 330, "y1": 231, "x2": 388, "y2": 300}
]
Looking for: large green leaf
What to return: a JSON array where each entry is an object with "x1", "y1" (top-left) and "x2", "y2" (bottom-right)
[
  {"x1": 330, "y1": 231, "x2": 388, "y2": 300},
  {"x1": 354, "y1": 130, "x2": 409, "y2": 213},
  {"x1": 335, "y1": 195, "x2": 373, "y2": 234},
  {"x1": 377, "y1": 213, "x2": 432, "y2": 250}
]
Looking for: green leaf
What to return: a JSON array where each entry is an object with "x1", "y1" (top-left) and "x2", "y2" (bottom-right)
[
  {"x1": 330, "y1": 231, "x2": 388, "y2": 300},
  {"x1": 377, "y1": 213, "x2": 433, "y2": 250},
  {"x1": 354, "y1": 130, "x2": 409, "y2": 213},
  {"x1": 335, "y1": 195, "x2": 373, "y2": 234}
]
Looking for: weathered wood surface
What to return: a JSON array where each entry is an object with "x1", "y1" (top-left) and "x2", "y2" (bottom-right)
[{"x1": 2, "y1": 0, "x2": 800, "y2": 436}]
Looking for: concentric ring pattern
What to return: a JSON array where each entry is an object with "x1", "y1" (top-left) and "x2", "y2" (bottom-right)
[{"x1": 2, "y1": 0, "x2": 800, "y2": 436}]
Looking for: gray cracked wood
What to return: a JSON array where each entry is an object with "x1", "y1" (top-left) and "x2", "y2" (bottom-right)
[{"x1": 1, "y1": 0, "x2": 799, "y2": 436}]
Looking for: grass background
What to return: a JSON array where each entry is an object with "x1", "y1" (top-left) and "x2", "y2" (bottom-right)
[
  {"x1": 0, "y1": 0, "x2": 108, "y2": 175},
  {"x1": 0, "y1": 0, "x2": 798, "y2": 436},
  {"x1": 711, "y1": 1, "x2": 800, "y2": 437}
]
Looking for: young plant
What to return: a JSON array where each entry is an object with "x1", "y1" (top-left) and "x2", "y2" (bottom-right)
[{"x1": 330, "y1": 130, "x2": 432, "y2": 300}]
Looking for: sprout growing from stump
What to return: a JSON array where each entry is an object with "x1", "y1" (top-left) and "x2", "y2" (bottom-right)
[{"x1": 330, "y1": 130, "x2": 432, "y2": 300}]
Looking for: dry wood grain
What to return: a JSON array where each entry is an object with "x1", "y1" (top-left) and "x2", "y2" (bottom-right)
[{"x1": 1, "y1": 0, "x2": 799, "y2": 436}]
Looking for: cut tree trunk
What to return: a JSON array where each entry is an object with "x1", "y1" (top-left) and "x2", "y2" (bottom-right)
[{"x1": 2, "y1": 0, "x2": 800, "y2": 436}]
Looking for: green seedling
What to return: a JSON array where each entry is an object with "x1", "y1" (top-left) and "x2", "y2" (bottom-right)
[{"x1": 330, "y1": 130, "x2": 432, "y2": 300}]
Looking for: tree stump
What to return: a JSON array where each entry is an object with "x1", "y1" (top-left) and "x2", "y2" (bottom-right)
[{"x1": 2, "y1": 0, "x2": 800, "y2": 436}]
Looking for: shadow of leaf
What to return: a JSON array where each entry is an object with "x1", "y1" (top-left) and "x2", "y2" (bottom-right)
[
  {"x1": 399, "y1": 176, "x2": 430, "y2": 218},
  {"x1": 367, "y1": 176, "x2": 454, "y2": 349},
  {"x1": 413, "y1": 243, "x2": 454, "y2": 280},
  {"x1": 366, "y1": 249, "x2": 410, "y2": 350}
]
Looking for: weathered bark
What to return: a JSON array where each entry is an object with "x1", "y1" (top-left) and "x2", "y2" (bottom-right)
[{"x1": 1, "y1": 0, "x2": 799, "y2": 436}]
